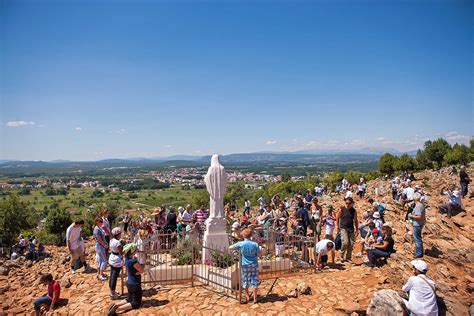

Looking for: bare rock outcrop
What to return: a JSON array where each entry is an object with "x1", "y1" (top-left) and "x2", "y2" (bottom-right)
[{"x1": 366, "y1": 289, "x2": 408, "y2": 316}]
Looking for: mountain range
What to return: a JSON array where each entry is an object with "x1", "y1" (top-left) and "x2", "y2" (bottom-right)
[{"x1": 0, "y1": 147, "x2": 416, "y2": 167}]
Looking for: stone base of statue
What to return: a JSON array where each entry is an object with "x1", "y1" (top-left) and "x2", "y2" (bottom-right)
[{"x1": 202, "y1": 216, "x2": 230, "y2": 263}]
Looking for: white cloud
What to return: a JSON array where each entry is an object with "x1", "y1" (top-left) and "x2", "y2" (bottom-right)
[
  {"x1": 5, "y1": 121, "x2": 35, "y2": 127},
  {"x1": 109, "y1": 128, "x2": 127, "y2": 135},
  {"x1": 444, "y1": 132, "x2": 471, "y2": 143},
  {"x1": 75, "y1": 127, "x2": 82, "y2": 131},
  {"x1": 266, "y1": 140, "x2": 277, "y2": 145},
  {"x1": 164, "y1": 145, "x2": 172, "y2": 148}
]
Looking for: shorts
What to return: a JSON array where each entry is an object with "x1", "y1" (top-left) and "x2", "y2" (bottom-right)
[
  {"x1": 71, "y1": 247, "x2": 83, "y2": 260},
  {"x1": 241, "y1": 264, "x2": 259, "y2": 289}
]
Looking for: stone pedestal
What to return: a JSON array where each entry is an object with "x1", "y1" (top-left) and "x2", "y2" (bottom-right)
[{"x1": 202, "y1": 216, "x2": 229, "y2": 262}]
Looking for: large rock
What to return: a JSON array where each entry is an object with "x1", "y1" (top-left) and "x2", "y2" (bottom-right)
[
  {"x1": 0, "y1": 266, "x2": 10, "y2": 276},
  {"x1": 366, "y1": 289, "x2": 408, "y2": 316}
]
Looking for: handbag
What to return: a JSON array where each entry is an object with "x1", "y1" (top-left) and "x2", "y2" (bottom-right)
[{"x1": 334, "y1": 232, "x2": 342, "y2": 250}]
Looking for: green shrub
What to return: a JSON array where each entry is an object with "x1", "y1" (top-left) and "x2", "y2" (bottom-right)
[
  {"x1": 210, "y1": 250, "x2": 237, "y2": 269},
  {"x1": 0, "y1": 194, "x2": 37, "y2": 247},
  {"x1": 45, "y1": 208, "x2": 72, "y2": 245}
]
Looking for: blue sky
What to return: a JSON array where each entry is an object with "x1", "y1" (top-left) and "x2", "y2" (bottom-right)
[{"x1": 1, "y1": 0, "x2": 472, "y2": 161}]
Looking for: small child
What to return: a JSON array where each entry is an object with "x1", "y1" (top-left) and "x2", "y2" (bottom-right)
[
  {"x1": 323, "y1": 206, "x2": 336, "y2": 240},
  {"x1": 33, "y1": 273, "x2": 61, "y2": 316},
  {"x1": 362, "y1": 229, "x2": 383, "y2": 262},
  {"x1": 134, "y1": 230, "x2": 147, "y2": 267}
]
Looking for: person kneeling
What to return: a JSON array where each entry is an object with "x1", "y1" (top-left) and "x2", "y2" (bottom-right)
[
  {"x1": 315, "y1": 239, "x2": 335, "y2": 270},
  {"x1": 108, "y1": 243, "x2": 144, "y2": 315},
  {"x1": 33, "y1": 273, "x2": 60, "y2": 316}
]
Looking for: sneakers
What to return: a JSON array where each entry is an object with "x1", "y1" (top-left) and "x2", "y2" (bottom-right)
[
  {"x1": 364, "y1": 262, "x2": 374, "y2": 268},
  {"x1": 97, "y1": 275, "x2": 107, "y2": 281},
  {"x1": 109, "y1": 292, "x2": 120, "y2": 300},
  {"x1": 108, "y1": 304, "x2": 118, "y2": 316}
]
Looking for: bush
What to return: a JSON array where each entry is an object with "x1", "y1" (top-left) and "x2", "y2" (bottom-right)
[
  {"x1": 0, "y1": 195, "x2": 37, "y2": 247},
  {"x1": 91, "y1": 190, "x2": 104, "y2": 198},
  {"x1": 378, "y1": 153, "x2": 398, "y2": 176},
  {"x1": 170, "y1": 240, "x2": 201, "y2": 265},
  {"x1": 424, "y1": 139, "x2": 451, "y2": 169},
  {"x1": 45, "y1": 208, "x2": 72, "y2": 245},
  {"x1": 210, "y1": 250, "x2": 237, "y2": 269},
  {"x1": 444, "y1": 143, "x2": 469, "y2": 166}
]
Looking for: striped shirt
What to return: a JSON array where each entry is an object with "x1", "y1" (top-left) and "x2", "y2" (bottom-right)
[{"x1": 194, "y1": 209, "x2": 208, "y2": 224}]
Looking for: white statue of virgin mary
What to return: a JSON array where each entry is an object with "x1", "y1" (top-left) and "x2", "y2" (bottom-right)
[{"x1": 204, "y1": 154, "x2": 227, "y2": 218}]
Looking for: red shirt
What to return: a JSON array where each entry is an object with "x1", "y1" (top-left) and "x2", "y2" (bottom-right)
[{"x1": 47, "y1": 281, "x2": 61, "y2": 303}]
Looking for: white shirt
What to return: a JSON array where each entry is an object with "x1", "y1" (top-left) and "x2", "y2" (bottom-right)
[
  {"x1": 444, "y1": 191, "x2": 462, "y2": 206},
  {"x1": 315, "y1": 239, "x2": 333, "y2": 256},
  {"x1": 345, "y1": 191, "x2": 353, "y2": 199},
  {"x1": 108, "y1": 238, "x2": 123, "y2": 267},
  {"x1": 402, "y1": 275, "x2": 438, "y2": 316},
  {"x1": 258, "y1": 197, "x2": 265, "y2": 208},
  {"x1": 245, "y1": 200, "x2": 251, "y2": 208},
  {"x1": 66, "y1": 224, "x2": 82, "y2": 250},
  {"x1": 403, "y1": 187, "x2": 415, "y2": 201},
  {"x1": 134, "y1": 236, "x2": 146, "y2": 265}
]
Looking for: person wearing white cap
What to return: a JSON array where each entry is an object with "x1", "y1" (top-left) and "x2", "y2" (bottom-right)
[
  {"x1": 231, "y1": 221, "x2": 241, "y2": 242},
  {"x1": 402, "y1": 260, "x2": 438, "y2": 316},
  {"x1": 372, "y1": 212, "x2": 383, "y2": 234}
]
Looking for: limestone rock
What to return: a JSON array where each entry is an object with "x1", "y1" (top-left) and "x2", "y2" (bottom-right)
[
  {"x1": 0, "y1": 266, "x2": 10, "y2": 276},
  {"x1": 297, "y1": 282, "x2": 312, "y2": 295},
  {"x1": 366, "y1": 289, "x2": 408, "y2": 316}
]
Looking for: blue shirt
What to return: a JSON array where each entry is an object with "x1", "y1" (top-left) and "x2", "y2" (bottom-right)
[
  {"x1": 93, "y1": 226, "x2": 105, "y2": 249},
  {"x1": 125, "y1": 257, "x2": 141, "y2": 285},
  {"x1": 231, "y1": 240, "x2": 261, "y2": 266}
]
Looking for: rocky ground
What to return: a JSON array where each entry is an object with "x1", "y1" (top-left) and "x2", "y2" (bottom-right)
[{"x1": 1, "y1": 165, "x2": 473, "y2": 315}]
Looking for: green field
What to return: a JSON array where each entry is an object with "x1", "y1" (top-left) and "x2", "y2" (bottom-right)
[{"x1": 0, "y1": 185, "x2": 206, "y2": 218}]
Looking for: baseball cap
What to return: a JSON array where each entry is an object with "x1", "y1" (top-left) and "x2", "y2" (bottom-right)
[{"x1": 411, "y1": 259, "x2": 428, "y2": 272}]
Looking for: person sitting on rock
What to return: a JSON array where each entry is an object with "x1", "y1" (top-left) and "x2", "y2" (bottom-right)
[
  {"x1": 365, "y1": 225, "x2": 395, "y2": 268},
  {"x1": 438, "y1": 186, "x2": 463, "y2": 219},
  {"x1": 108, "y1": 243, "x2": 144, "y2": 315},
  {"x1": 27, "y1": 237, "x2": 38, "y2": 261},
  {"x1": 402, "y1": 260, "x2": 438, "y2": 316},
  {"x1": 33, "y1": 273, "x2": 61, "y2": 316},
  {"x1": 314, "y1": 239, "x2": 335, "y2": 270},
  {"x1": 18, "y1": 234, "x2": 27, "y2": 254}
]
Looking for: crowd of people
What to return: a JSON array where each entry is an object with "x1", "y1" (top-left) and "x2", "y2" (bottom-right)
[
  {"x1": 11, "y1": 235, "x2": 49, "y2": 261},
  {"x1": 30, "y1": 165, "x2": 471, "y2": 315}
]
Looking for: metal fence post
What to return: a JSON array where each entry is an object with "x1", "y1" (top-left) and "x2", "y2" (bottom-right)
[{"x1": 191, "y1": 244, "x2": 194, "y2": 287}]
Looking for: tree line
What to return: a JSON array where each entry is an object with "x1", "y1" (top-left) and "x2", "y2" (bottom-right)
[{"x1": 378, "y1": 138, "x2": 473, "y2": 176}]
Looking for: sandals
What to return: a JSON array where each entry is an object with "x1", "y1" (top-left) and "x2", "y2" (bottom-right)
[{"x1": 108, "y1": 304, "x2": 118, "y2": 316}]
